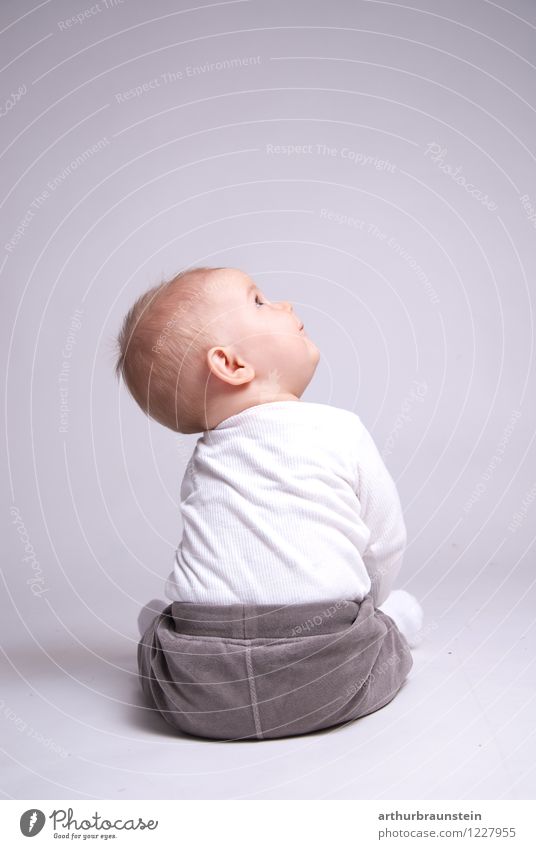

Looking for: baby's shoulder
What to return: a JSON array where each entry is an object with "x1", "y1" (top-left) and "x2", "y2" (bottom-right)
[{"x1": 303, "y1": 401, "x2": 363, "y2": 433}]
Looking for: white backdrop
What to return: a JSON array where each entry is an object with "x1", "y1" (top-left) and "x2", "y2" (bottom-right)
[{"x1": 1, "y1": 0, "x2": 535, "y2": 800}]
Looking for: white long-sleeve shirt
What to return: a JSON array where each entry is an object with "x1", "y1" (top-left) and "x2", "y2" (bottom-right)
[{"x1": 164, "y1": 400, "x2": 407, "y2": 606}]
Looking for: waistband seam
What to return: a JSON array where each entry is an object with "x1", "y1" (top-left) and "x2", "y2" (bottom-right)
[{"x1": 166, "y1": 629, "x2": 360, "y2": 644}]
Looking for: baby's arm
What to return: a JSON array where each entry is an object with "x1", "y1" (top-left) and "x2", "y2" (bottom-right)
[{"x1": 355, "y1": 421, "x2": 407, "y2": 608}]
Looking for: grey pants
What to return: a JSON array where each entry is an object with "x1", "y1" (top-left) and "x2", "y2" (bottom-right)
[{"x1": 137, "y1": 593, "x2": 413, "y2": 740}]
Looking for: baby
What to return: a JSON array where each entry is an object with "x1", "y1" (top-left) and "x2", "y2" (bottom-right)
[{"x1": 115, "y1": 265, "x2": 423, "y2": 647}]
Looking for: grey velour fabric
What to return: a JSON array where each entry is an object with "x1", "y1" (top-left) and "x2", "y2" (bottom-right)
[{"x1": 137, "y1": 593, "x2": 413, "y2": 740}]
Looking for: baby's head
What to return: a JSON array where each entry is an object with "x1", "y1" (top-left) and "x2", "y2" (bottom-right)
[{"x1": 114, "y1": 266, "x2": 320, "y2": 433}]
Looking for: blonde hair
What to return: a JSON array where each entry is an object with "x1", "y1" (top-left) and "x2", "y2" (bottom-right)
[{"x1": 114, "y1": 266, "x2": 224, "y2": 433}]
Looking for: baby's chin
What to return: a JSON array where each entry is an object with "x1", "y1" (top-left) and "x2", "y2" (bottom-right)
[{"x1": 306, "y1": 334, "x2": 321, "y2": 359}]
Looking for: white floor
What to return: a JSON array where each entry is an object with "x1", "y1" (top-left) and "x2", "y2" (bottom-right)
[{"x1": 2, "y1": 577, "x2": 535, "y2": 800}]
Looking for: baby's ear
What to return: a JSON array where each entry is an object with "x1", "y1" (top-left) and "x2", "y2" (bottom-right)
[{"x1": 206, "y1": 346, "x2": 255, "y2": 385}]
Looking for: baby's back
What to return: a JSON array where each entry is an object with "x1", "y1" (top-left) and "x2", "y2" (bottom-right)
[{"x1": 165, "y1": 400, "x2": 402, "y2": 605}]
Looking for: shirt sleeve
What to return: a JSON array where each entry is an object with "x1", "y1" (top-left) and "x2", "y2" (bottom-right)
[{"x1": 354, "y1": 417, "x2": 407, "y2": 607}]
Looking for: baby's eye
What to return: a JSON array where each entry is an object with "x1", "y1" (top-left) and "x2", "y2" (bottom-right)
[{"x1": 255, "y1": 294, "x2": 265, "y2": 307}]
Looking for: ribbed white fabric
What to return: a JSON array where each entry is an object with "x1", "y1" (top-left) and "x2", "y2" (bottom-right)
[{"x1": 164, "y1": 400, "x2": 407, "y2": 606}]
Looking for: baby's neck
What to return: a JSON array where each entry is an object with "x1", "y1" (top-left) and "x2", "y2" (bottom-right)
[{"x1": 207, "y1": 392, "x2": 301, "y2": 430}]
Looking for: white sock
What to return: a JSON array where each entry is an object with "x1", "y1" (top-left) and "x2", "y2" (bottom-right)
[{"x1": 378, "y1": 589, "x2": 424, "y2": 648}]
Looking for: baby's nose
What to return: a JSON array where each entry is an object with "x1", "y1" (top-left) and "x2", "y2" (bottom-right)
[{"x1": 278, "y1": 300, "x2": 293, "y2": 312}]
